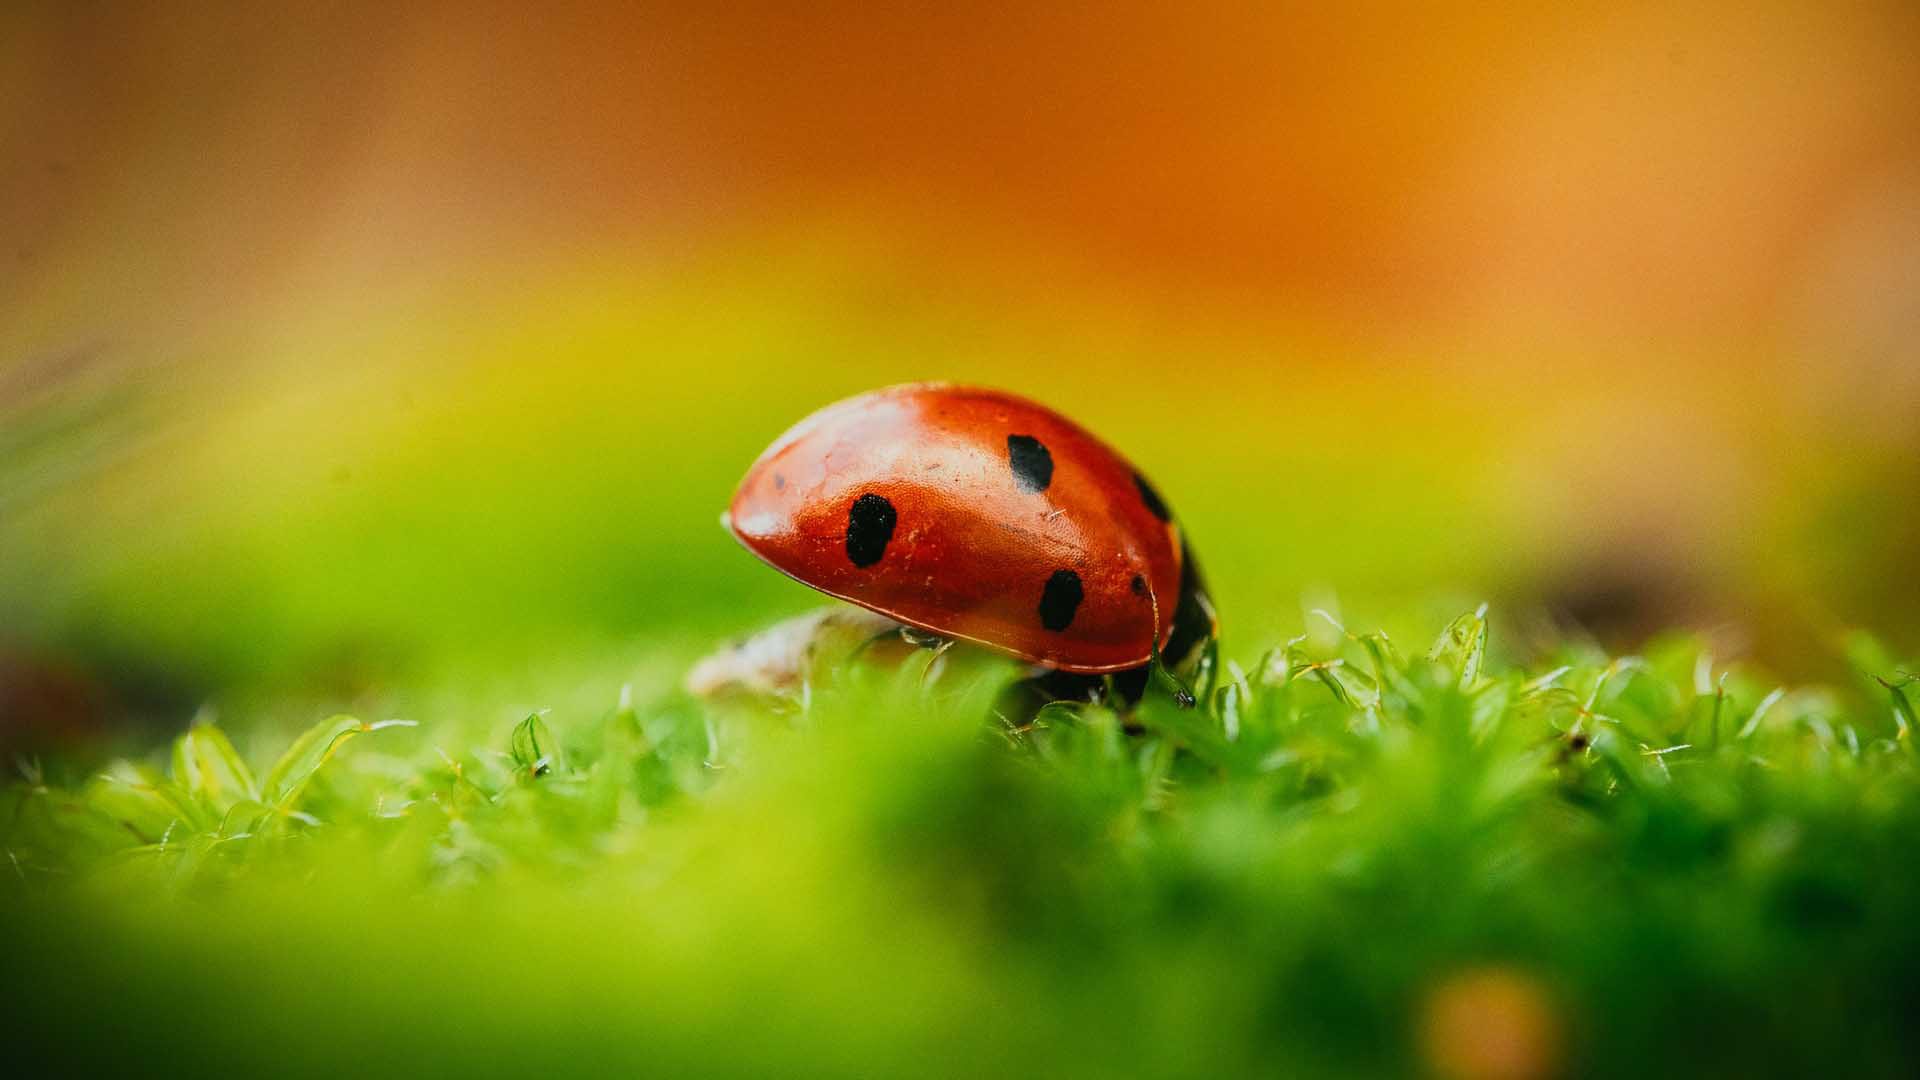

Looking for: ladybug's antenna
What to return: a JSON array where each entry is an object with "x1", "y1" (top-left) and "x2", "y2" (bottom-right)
[{"x1": 1142, "y1": 576, "x2": 1196, "y2": 709}]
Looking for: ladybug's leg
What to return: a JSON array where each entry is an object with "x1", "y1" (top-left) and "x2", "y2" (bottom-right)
[
  {"x1": 848, "y1": 621, "x2": 940, "y2": 660},
  {"x1": 1161, "y1": 544, "x2": 1220, "y2": 680},
  {"x1": 847, "y1": 623, "x2": 955, "y2": 685},
  {"x1": 1140, "y1": 577, "x2": 1197, "y2": 709},
  {"x1": 916, "y1": 637, "x2": 956, "y2": 685},
  {"x1": 897, "y1": 626, "x2": 949, "y2": 650}
]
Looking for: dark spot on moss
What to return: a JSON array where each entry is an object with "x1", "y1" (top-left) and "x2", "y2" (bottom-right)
[
  {"x1": 1007, "y1": 434, "x2": 1053, "y2": 493},
  {"x1": 845, "y1": 493, "x2": 896, "y2": 567},
  {"x1": 1134, "y1": 472, "x2": 1171, "y2": 521},
  {"x1": 1039, "y1": 569, "x2": 1084, "y2": 631}
]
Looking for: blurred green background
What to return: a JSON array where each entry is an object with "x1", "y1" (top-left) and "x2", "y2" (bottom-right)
[
  {"x1": 6, "y1": 3, "x2": 1919, "y2": 740},
  {"x1": 4, "y1": 6, "x2": 1920, "y2": 1076}
]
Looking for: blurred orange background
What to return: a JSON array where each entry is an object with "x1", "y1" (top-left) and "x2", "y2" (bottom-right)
[
  {"x1": 3, "y1": 3, "x2": 1917, "y2": 718},
  {"x1": 10, "y1": 4, "x2": 1917, "y2": 341}
]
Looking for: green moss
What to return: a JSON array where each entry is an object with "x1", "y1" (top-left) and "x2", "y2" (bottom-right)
[{"x1": 5, "y1": 609, "x2": 1917, "y2": 1077}]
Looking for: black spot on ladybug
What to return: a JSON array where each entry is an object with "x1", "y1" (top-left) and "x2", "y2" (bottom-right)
[
  {"x1": 772, "y1": 473, "x2": 785, "y2": 491},
  {"x1": 1134, "y1": 472, "x2": 1171, "y2": 521},
  {"x1": 1006, "y1": 434, "x2": 1053, "y2": 493},
  {"x1": 1131, "y1": 574, "x2": 1147, "y2": 597},
  {"x1": 845, "y1": 493, "x2": 896, "y2": 567},
  {"x1": 1039, "y1": 569, "x2": 1084, "y2": 631}
]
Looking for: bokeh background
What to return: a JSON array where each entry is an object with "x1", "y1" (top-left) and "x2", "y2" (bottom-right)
[{"x1": 5, "y1": 2, "x2": 1919, "y2": 746}]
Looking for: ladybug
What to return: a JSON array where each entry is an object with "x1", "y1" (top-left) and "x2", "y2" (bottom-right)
[{"x1": 720, "y1": 383, "x2": 1217, "y2": 706}]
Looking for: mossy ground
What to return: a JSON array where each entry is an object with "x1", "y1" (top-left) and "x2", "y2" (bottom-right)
[{"x1": 6, "y1": 607, "x2": 1917, "y2": 1078}]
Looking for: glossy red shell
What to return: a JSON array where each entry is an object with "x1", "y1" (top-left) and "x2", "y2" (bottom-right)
[{"x1": 726, "y1": 384, "x2": 1185, "y2": 673}]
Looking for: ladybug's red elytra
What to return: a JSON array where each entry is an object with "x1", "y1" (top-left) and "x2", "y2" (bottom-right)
[{"x1": 723, "y1": 383, "x2": 1216, "y2": 702}]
